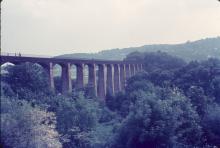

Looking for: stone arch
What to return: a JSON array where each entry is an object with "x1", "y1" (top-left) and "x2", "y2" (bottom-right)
[
  {"x1": 52, "y1": 63, "x2": 62, "y2": 94},
  {"x1": 84, "y1": 64, "x2": 89, "y2": 86},
  {"x1": 1, "y1": 62, "x2": 15, "y2": 75},
  {"x1": 75, "y1": 63, "x2": 84, "y2": 89},
  {"x1": 38, "y1": 62, "x2": 55, "y2": 93},
  {"x1": 59, "y1": 62, "x2": 72, "y2": 94},
  {"x1": 1, "y1": 62, "x2": 15, "y2": 67},
  {"x1": 70, "y1": 64, "x2": 77, "y2": 88},
  {"x1": 85, "y1": 63, "x2": 97, "y2": 97}
]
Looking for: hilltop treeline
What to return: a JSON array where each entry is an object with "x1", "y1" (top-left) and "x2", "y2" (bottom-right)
[
  {"x1": 1, "y1": 51, "x2": 220, "y2": 148},
  {"x1": 57, "y1": 37, "x2": 220, "y2": 61}
]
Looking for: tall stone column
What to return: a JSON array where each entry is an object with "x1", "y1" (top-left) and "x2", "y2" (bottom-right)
[
  {"x1": 43, "y1": 62, "x2": 55, "y2": 93},
  {"x1": 137, "y1": 64, "x2": 141, "y2": 72},
  {"x1": 114, "y1": 64, "x2": 120, "y2": 93},
  {"x1": 130, "y1": 64, "x2": 135, "y2": 76},
  {"x1": 125, "y1": 64, "x2": 131, "y2": 79},
  {"x1": 133, "y1": 64, "x2": 137, "y2": 74},
  {"x1": 133, "y1": 64, "x2": 136, "y2": 74},
  {"x1": 76, "y1": 63, "x2": 84, "y2": 89},
  {"x1": 135, "y1": 64, "x2": 139, "y2": 73},
  {"x1": 97, "y1": 64, "x2": 106, "y2": 99},
  {"x1": 106, "y1": 64, "x2": 114, "y2": 95},
  {"x1": 120, "y1": 64, "x2": 126, "y2": 90},
  {"x1": 130, "y1": 64, "x2": 134, "y2": 77},
  {"x1": 61, "y1": 63, "x2": 72, "y2": 94},
  {"x1": 88, "y1": 64, "x2": 97, "y2": 96},
  {"x1": 140, "y1": 64, "x2": 143, "y2": 71},
  {"x1": 47, "y1": 62, "x2": 55, "y2": 92}
]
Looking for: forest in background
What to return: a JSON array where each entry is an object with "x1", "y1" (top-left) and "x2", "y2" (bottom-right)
[
  {"x1": 57, "y1": 37, "x2": 220, "y2": 62},
  {"x1": 1, "y1": 51, "x2": 220, "y2": 148}
]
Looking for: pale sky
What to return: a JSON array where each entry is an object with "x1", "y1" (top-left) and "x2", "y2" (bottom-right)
[{"x1": 1, "y1": 0, "x2": 220, "y2": 56}]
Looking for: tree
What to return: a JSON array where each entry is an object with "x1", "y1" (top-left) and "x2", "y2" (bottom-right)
[
  {"x1": 108, "y1": 89, "x2": 202, "y2": 148},
  {"x1": 125, "y1": 51, "x2": 186, "y2": 73},
  {"x1": 3, "y1": 63, "x2": 50, "y2": 95},
  {"x1": 203, "y1": 104, "x2": 220, "y2": 147},
  {"x1": 186, "y1": 86, "x2": 210, "y2": 116},
  {"x1": 44, "y1": 93, "x2": 100, "y2": 148},
  {"x1": 0, "y1": 97, "x2": 62, "y2": 148}
]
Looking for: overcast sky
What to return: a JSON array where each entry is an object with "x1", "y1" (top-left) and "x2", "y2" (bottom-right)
[{"x1": 1, "y1": 0, "x2": 220, "y2": 56}]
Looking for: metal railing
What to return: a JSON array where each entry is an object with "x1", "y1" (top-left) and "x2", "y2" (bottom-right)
[{"x1": 0, "y1": 52, "x2": 133, "y2": 63}]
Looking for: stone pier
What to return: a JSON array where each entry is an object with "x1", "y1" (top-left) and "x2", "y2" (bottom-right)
[
  {"x1": 126, "y1": 64, "x2": 131, "y2": 78},
  {"x1": 114, "y1": 64, "x2": 120, "y2": 93},
  {"x1": 47, "y1": 63, "x2": 55, "y2": 92},
  {"x1": 140, "y1": 64, "x2": 143, "y2": 71},
  {"x1": 135, "y1": 64, "x2": 139, "y2": 73},
  {"x1": 106, "y1": 64, "x2": 114, "y2": 95},
  {"x1": 97, "y1": 64, "x2": 106, "y2": 99},
  {"x1": 131, "y1": 64, "x2": 135, "y2": 76},
  {"x1": 41, "y1": 62, "x2": 55, "y2": 93},
  {"x1": 137, "y1": 64, "x2": 141, "y2": 72},
  {"x1": 88, "y1": 64, "x2": 97, "y2": 95},
  {"x1": 120, "y1": 64, "x2": 126, "y2": 90},
  {"x1": 76, "y1": 63, "x2": 84, "y2": 89},
  {"x1": 61, "y1": 63, "x2": 72, "y2": 94}
]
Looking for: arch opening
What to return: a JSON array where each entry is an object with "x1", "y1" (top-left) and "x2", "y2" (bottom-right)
[
  {"x1": 53, "y1": 64, "x2": 62, "y2": 94},
  {"x1": 70, "y1": 64, "x2": 77, "y2": 89}
]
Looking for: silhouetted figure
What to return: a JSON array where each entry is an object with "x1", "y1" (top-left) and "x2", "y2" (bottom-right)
[{"x1": 19, "y1": 52, "x2": 21, "y2": 57}]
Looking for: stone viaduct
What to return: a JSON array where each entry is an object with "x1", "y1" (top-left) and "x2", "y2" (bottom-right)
[{"x1": 1, "y1": 55, "x2": 143, "y2": 99}]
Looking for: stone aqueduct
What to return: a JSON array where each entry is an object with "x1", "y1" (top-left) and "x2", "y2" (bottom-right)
[{"x1": 1, "y1": 55, "x2": 143, "y2": 98}]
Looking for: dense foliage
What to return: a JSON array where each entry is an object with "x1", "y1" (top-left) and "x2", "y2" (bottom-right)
[
  {"x1": 107, "y1": 87, "x2": 202, "y2": 148},
  {"x1": 1, "y1": 51, "x2": 220, "y2": 147},
  {"x1": 1, "y1": 97, "x2": 62, "y2": 148}
]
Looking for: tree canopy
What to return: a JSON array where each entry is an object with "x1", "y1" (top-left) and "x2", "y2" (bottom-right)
[{"x1": 1, "y1": 51, "x2": 220, "y2": 147}]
